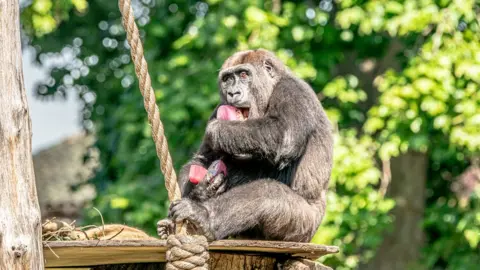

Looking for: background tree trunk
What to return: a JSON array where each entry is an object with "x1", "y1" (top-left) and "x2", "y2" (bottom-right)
[
  {"x1": 0, "y1": 0, "x2": 45, "y2": 269},
  {"x1": 361, "y1": 151, "x2": 427, "y2": 270}
]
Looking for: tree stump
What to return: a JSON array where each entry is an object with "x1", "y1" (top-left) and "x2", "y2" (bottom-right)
[{"x1": 209, "y1": 253, "x2": 276, "y2": 269}]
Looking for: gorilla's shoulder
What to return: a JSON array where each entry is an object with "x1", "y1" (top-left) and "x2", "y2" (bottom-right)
[{"x1": 275, "y1": 74, "x2": 317, "y2": 98}]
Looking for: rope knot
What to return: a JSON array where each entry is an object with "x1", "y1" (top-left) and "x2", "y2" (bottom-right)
[{"x1": 166, "y1": 234, "x2": 209, "y2": 270}]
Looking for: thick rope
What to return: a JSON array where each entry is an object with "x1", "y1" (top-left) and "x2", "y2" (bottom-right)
[
  {"x1": 118, "y1": 1, "x2": 209, "y2": 269},
  {"x1": 118, "y1": 0, "x2": 180, "y2": 202},
  {"x1": 166, "y1": 234, "x2": 209, "y2": 270}
]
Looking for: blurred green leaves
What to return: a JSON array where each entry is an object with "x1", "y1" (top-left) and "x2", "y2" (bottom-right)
[
  {"x1": 315, "y1": 130, "x2": 394, "y2": 269},
  {"x1": 22, "y1": 0, "x2": 88, "y2": 37}
]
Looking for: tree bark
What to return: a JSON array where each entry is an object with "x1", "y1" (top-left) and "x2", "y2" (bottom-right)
[
  {"x1": 0, "y1": 0, "x2": 45, "y2": 269},
  {"x1": 361, "y1": 151, "x2": 427, "y2": 270}
]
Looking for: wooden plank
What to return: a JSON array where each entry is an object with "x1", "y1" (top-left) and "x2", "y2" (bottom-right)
[
  {"x1": 44, "y1": 245, "x2": 166, "y2": 267},
  {"x1": 43, "y1": 240, "x2": 338, "y2": 267},
  {"x1": 210, "y1": 239, "x2": 339, "y2": 257},
  {"x1": 47, "y1": 268, "x2": 91, "y2": 270}
]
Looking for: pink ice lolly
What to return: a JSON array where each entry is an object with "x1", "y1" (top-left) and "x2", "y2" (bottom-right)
[
  {"x1": 217, "y1": 105, "x2": 240, "y2": 120},
  {"x1": 189, "y1": 165, "x2": 208, "y2": 185}
]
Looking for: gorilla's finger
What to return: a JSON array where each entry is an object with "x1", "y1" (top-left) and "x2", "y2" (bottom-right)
[
  {"x1": 157, "y1": 219, "x2": 174, "y2": 231},
  {"x1": 208, "y1": 174, "x2": 225, "y2": 191},
  {"x1": 169, "y1": 200, "x2": 192, "y2": 219},
  {"x1": 158, "y1": 232, "x2": 168, "y2": 240},
  {"x1": 170, "y1": 208, "x2": 190, "y2": 223},
  {"x1": 202, "y1": 174, "x2": 213, "y2": 185},
  {"x1": 169, "y1": 204, "x2": 181, "y2": 218},
  {"x1": 171, "y1": 215, "x2": 187, "y2": 224},
  {"x1": 168, "y1": 200, "x2": 182, "y2": 214},
  {"x1": 157, "y1": 219, "x2": 174, "y2": 239},
  {"x1": 215, "y1": 182, "x2": 227, "y2": 195}
]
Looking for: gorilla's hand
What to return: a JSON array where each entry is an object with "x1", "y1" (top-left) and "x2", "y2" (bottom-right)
[
  {"x1": 168, "y1": 199, "x2": 215, "y2": 240},
  {"x1": 189, "y1": 172, "x2": 227, "y2": 201},
  {"x1": 157, "y1": 218, "x2": 174, "y2": 239},
  {"x1": 205, "y1": 172, "x2": 228, "y2": 196}
]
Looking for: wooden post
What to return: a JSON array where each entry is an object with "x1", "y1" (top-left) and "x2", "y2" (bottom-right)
[{"x1": 0, "y1": 0, "x2": 45, "y2": 269}]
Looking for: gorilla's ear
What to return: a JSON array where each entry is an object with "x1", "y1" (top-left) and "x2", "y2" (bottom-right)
[{"x1": 263, "y1": 60, "x2": 275, "y2": 78}]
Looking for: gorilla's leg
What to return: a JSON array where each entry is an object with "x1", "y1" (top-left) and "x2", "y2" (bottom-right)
[{"x1": 169, "y1": 179, "x2": 325, "y2": 242}]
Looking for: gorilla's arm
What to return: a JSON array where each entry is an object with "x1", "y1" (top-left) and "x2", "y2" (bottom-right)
[
  {"x1": 205, "y1": 77, "x2": 319, "y2": 168},
  {"x1": 179, "y1": 107, "x2": 222, "y2": 197}
]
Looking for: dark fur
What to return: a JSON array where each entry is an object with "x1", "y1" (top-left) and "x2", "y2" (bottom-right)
[{"x1": 159, "y1": 49, "x2": 333, "y2": 242}]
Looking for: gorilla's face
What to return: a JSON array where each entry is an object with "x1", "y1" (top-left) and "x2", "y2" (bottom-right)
[
  {"x1": 218, "y1": 64, "x2": 254, "y2": 118},
  {"x1": 218, "y1": 49, "x2": 285, "y2": 119}
]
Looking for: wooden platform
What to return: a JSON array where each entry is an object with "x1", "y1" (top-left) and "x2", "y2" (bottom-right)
[{"x1": 43, "y1": 239, "x2": 339, "y2": 269}]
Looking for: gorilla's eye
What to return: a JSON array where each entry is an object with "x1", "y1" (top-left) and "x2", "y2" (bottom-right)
[
  {"x1": 222, "y1": 74, "x2": 231, "y2": 82},
  {"x1": 240, "y1": 71, "x2": 248, "y2": 79},
  {"x1": 264, "y1": 61, "x2": 273, "y2": 72}
]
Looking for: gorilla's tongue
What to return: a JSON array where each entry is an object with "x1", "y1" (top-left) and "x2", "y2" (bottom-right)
[{"x1": 217, "y1": 105, "x2": 248, "y2": 121}]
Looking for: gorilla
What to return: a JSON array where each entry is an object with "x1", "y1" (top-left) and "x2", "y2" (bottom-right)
[{"x1": 157, "y1": 49, "x2": 333, "y2": 242}]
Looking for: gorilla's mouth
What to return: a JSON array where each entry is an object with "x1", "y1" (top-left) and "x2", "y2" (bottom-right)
[
  {"x1": 236, "y1": 107, "x2": 250, "y2": 120},
  {"x1": 217, "y1": 105, "x2": 250, "y2": 121}
]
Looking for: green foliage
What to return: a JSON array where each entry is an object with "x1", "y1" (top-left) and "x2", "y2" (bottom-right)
[
  {"x1": 21, "y1": 0, "x2": 480, "y2": 269},
  {"x1": 356, "y1": 0, "x2": 480, "y2": 268},
  {"x1": 422, "y1": 196, "x2": 480, "y2": 270},
  {"x1": 365, "y1": 26, "x2": 480, "y2": 160},
  {"x1": 313, "y1": 130, "x2": 394, "y2": 269},
  {"x1": 322, "y1": 75, "x2": 367, "y2": 126},
  {"x1": 21, "y1": 0, "x2": 88, "y2": 37}
]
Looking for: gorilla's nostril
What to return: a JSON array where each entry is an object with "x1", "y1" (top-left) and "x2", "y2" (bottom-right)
[{"x1": 228, "y1": 91, "x2": 241, "y2": 97}]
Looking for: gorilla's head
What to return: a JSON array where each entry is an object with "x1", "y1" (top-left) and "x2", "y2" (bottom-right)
[{"x1": 218, "y1": 49, "x2": 288, "y2": 119}]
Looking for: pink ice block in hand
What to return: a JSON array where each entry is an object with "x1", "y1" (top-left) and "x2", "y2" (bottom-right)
[
  {"x1": 188, "y1": 160, "x2": 228, "y2": 185},
  {"x1": 189, "y1": 165, "x2": 208, "y2": 185}
]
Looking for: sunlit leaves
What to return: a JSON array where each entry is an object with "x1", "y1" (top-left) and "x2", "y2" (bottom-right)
[
  {"x1": 32, "y1": 0, "x2": 53, "y2": 14},
  {"x1": 168, "y1": 54, "x2": 190, "y2": 68},
  {"x1": 110, "y1": 197, "x2": 130, "y2": 209},
  {"x1": 322, "y1": 75, "x2": 367, "y2": 126},
  {"x1": 222, "y1": 15, "x2": 238, "y2": 28},
  {"x1": 353, "y1": 2, "x2": 480, "y2": 266},
  {"x1": 364, "y1": 117, "x2": 383, "y2": 133},
  {"x1": 31, "y1": 14, "x2": 57, "y2": 36},
  {"x1": 245, "y1": 6, "x2": 268, "y2": 24},
  {"x1": 71, "y1": 0, "x2": 88, "y2": 13},
  {"x1": 464, "y1": 229, "x2": 480, "y2": 248},
  {"x1": 315, "y1": 130, "x2": 395, "y2": 269},
  {"x1": 365, "y1": 28, "x2": 480, "y2": 156},
  {"x1": 22, "y1": 0, "x2": 89, "y2": 37},
  {"x1": 336, "y1": 6, "x2": 365, "y2": 29},
  {"x1": 324, "y1": 76, "x2": 366, "y2": 103},
  {"x1": 336, "y1": 0, "x2": 477, "y2": 37}
]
